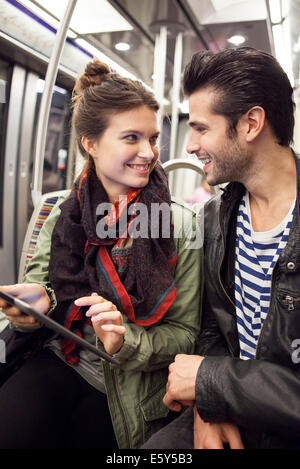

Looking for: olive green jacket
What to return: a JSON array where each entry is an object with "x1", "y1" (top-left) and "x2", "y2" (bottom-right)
[{"x1": 23, "y1": 193, "x2": 203, "y2": 448}]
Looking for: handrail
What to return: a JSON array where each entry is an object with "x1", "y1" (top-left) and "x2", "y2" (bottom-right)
[
  {"x1": 162, "y1": 158, "x2": 218, "y2": 194},
  {"x1": 31, "y1": 0, "x2": 77, "y2": 208},
  {"x1": 162, "y1": 158, "x2": 205, "y2": 176}
]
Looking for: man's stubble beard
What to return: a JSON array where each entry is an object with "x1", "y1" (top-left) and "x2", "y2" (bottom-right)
[{"x1": 208, "y1": 137, "x2": 253, "y2": 186}]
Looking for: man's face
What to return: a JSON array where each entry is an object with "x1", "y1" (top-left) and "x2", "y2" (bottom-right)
[{"x1": 186, "y1": 87, "x2": 252, "y2": 186}]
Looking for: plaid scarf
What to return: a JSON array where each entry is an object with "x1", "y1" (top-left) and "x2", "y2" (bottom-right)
[{"x1": 48, "y1": 160, "x2": 177, "y2": 363}]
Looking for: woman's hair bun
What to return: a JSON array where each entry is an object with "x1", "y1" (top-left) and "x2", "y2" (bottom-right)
[{"x1": 74, "y1": 58, "x2": 111, "y2": 95}]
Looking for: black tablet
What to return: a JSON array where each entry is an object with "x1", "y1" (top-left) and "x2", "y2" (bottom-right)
[{"x1": 0, "y1": 290, "x2": 120, "y2": 366}]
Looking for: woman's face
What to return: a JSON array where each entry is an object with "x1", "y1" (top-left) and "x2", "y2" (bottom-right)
[{"x1": 83, "y1": 105, "x2": 160, "y2": 202}]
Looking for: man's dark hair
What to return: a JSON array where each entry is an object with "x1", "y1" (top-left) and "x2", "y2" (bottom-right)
[{"x1": 183, "y1": 47, "x2": 295, "y2": 146}]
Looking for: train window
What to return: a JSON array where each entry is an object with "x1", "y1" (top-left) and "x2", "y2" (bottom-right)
[
  {"x1": 0, "y1": 59, "x2": 11, "y2": 248},
  {"x1": 28, "y1": 79, "x2": 71, "y2": 220}
]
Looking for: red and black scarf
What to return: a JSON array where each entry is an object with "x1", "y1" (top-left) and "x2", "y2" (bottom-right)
[{"x1": 48, "y1": 160, "x2": 177, "y2": 363}]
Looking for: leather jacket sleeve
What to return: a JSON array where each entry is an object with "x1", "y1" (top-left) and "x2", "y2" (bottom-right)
[
  {"x1": 195, "y1": 355, "x2": 300, "y2": 442},
  {"x1": 195, "y1": 293, "x2": 230, "y2": 356},
  {"x1": 196, "y1": 174, "x2": 300, "y2": 447}
]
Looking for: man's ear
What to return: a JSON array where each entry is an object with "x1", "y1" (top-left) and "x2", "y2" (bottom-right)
[
  {"x1": 81, "y1": 136, "x2": 97, "y2": 157},
  {"x1": 239, "y1": 106, "x2": 266, "y2": 143}
]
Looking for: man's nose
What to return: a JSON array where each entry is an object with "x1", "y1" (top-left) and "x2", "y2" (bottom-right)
[{"x1": 186, "y1": 133, "x2": 200, "y2": 155}]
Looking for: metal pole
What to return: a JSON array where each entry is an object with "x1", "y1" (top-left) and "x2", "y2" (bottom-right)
[
  {"x1": 153, "y1": 26, "x2": 167, "y2": 136},
  {"x1": 31, "y1": 0, "x2": 77, "y2": 207},
  {"x1": 168, "y1": 32, "x2": 183, "y2": 192},
  {"x1": 169, "y1": 32, "x2": 183, "y2": 161},
  {"x1": 264, "y1": 0, "x2": 276, "y2": 56}
]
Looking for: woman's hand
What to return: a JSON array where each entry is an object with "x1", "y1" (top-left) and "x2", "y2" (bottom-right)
[
  {"x1": 0, "y1": 283, "x2": 50, "y2": 328},
  {"x1": 75, "y1": 293, "x2": 126, "y2": 355},
  {"x1": 193, "y1": 405, "x2": 244, "y2": 449}
]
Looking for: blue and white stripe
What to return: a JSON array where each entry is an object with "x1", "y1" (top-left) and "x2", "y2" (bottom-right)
[{"x1": 235, "y1": 193, "x2": 294, "y2": 360}]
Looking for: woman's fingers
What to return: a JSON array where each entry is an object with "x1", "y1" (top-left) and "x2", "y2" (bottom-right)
[
  {"x1": 101, "y1": 324, "x2": 126, "y2": 335},
  {"x1": 75, "y1": 295, "x2": 105, "y2": 307},
  {"x1": 75, "y1": 295, "x2": 117, "y2": 314},
  {"x1": 5, "y1": 313, "x2": 38, "y2": 326},
  {"x1": 86, "y1": 302, "x2": 117, "y2": 316},
  {"x1": 89, "y1": 310, "x2": 123, "y2": 324},
  {"x1": 2, "y1": 305, "x2": 21, "y2": 316}
]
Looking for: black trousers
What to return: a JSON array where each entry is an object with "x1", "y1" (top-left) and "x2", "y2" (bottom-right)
[
  {"x1": 0, "y1": 348, "x2": 118, "y2": 448},
  {"x1": 142, "y1": 407, "x2": 194, "y2": 449}
]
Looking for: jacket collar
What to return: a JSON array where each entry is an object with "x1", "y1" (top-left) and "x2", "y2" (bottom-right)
[
  {"x1": 219, "y1": 150, "x2": 300, "y2": 214},
  {"x1": 218, "y1": 150, "x2": 300, "y2": 276}
]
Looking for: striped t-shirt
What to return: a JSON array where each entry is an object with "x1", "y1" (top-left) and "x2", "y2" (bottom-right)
[{"x1": 235, "y1": 192, "x2": 295, "y2": 360}]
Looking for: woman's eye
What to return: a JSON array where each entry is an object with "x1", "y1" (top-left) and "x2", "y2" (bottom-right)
[
  {"x1": 150, "y1": 136, "x2": 159, "y2": 145},
  {"x1": 124, "y1": 134, "x2": 137, "y2": 142}
]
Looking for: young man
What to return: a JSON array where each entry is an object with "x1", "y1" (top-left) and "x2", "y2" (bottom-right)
[{"x1": 144, "y1": 47, "x2": 300, "y2": 449}]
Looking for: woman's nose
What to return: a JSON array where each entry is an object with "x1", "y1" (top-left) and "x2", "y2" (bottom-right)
[{"x1": 137, "y1": 142, "x2": 155, "y2": 159}]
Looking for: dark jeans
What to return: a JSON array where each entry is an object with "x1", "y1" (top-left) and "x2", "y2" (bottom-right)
[
  {"x1": 142, "y1": 407, "x2": 194, "y2": 449},
  {"x1": 142, "y1": 405, "x2": 296, "y2": 449},
  {"x1": 0, "y1": 348, "x2": 117, "y2": 448}
]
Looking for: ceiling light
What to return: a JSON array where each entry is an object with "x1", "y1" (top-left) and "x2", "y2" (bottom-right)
[
  {"x1": 75, "y1": 39, "x2": 137, "y2": 80},
  {"x1": 115, "y1": 42, "x2": 131, "y2": 51},
  {"x1": 228, "y1": 34, "x2": 246, "y2": 46},
  {"x1": 75, "y1": 39, "x2": 170, "y2": 106},
  {"x1": 33, "y1": 0, "x2": 133, "y2": 34}
]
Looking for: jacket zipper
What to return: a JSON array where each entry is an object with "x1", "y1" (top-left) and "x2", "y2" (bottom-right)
[
  {"x1": 284, "y1": 295, "x2": 300, "y2": 311},
  {"x1": 217, "y1": 211, "x2": 236, "y2": 357},
  {"x1": 105, "y1": 364, "x2": 131, "y2": 448},
  {"x1": 255, "y1": 289, "x2": 300, "y2": 358},
  {"x1": 218, "y1": 211, "x2": 235, "y2": 310},
  {"x1": 254, "y1": 264, "x2": 277, "y2": 359}
]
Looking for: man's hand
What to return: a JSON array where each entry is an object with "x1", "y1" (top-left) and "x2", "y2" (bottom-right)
[
  {"x1": 75, "y1": 293, "x2": 126, "y2": 356},
  {"x1": 163, "y1": 354, "x2": 205, "y2": 411},
  {"x1": 0, "y1": 283, "x2": 50, "y2": 328},
  {"x1": 193, "y1": 405, "x2": 244, "y2": 449}
]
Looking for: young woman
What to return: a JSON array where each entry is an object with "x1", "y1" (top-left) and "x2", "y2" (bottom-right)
[{"x1": 0, "y1": 59, "x2": 202, "y2": 449}]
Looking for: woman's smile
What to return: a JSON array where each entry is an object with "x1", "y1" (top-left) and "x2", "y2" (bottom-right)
[
  {"x1": 126, "y1": 163, "x2": 151, "y2": 175},
  {"x1": 84, "y1": 105, "x2": 159, "y2": 202}
]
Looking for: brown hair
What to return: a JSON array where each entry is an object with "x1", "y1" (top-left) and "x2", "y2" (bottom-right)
[
  {"x1": 72, "y1": 58, "x2": 159, "y2": 157},
  {"x1": 183, "y1": 47, "x2": 295, "y2": 146}
]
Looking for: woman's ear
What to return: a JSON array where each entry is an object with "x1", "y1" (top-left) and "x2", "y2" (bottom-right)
[{"x1": 81, "y1": 136, "x2": 97, "y2": 157}]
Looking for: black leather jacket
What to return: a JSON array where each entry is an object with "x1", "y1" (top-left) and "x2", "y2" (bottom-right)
[{"x1": 195, "y1": 154, "x2": 300, "y2": 448}]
